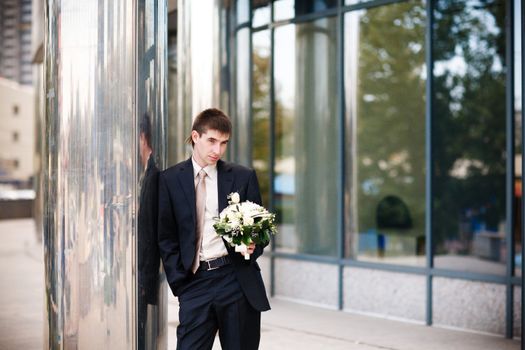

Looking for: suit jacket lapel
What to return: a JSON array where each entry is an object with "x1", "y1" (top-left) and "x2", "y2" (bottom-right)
[
  {"x1": 217, "y1": 160, "x2": 233, "y2": 212},
  {"x1": 177, "y1": 158, "x2": 196, "y2": 222}
]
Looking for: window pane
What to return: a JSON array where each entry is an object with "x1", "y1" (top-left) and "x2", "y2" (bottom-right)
[
  {"x1": 252, "y1": 0, "x2": 271, "y2": 27},
  {"x1": 294, "y1": 0, "x2": 337, "y2": 15},
  {"x1": 274, "y1": 18, "x2": 339, "y2": 256},
  {"x1": 344, "y1": 1, "x2": 427, "y2": 265},
  {"x1": 274, "y1": 0, "x2": 294, "y2": 21},
  {"x1": 235, "y1": 28, "x2": 251, "y2": 165},
  {"x1": 237, "y1": 0, "x2": 250, "y2": 24},
  {"x1": 515, "y1": 0, "x2": 522, "y2": 277},
  {"x1": 274, "y1": 0, "x2": 337, "y2": 21},
  {"x1": 252, "y1": 30, "x2": 271, "y2": 207},
  {"x1": 432, "y1": 0, "x2": 507, "y2": 275}
]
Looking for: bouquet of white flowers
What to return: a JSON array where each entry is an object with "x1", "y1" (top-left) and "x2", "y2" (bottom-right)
[{"x1": 213, "y1": 192, "x2": 277, "y2": 260}]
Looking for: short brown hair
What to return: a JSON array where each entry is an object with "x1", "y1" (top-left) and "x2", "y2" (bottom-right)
[{"x1": 186, "y1": 108, "x2": 232, "y2": 146}]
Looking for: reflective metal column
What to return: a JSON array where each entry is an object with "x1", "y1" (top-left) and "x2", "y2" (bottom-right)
[
  {"x1": 175, "y1": 0, "x2": 230, "y2": 162},
  {"x1": 43, "y1": 0, "x2": 167, "y2": 348}
]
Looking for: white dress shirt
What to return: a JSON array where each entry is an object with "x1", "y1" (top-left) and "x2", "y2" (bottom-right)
[{"x1": 192, "y1": 157, "x2": 228, "y2": 261}]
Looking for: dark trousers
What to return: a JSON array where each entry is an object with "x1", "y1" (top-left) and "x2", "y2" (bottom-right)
[{"x1": 176, "y1": 264, "x2": 261, "y2": 350}]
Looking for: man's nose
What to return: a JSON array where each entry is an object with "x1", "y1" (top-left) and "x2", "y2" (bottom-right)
[{"x1": 212, "y1": 143, "x2": 221, "y2": 154}]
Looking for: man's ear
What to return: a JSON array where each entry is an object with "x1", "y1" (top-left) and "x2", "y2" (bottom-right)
[{"x1": 191, "y1": 130, "x2": 200, "y2": 143}]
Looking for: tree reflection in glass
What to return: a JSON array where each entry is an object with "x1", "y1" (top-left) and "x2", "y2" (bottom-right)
[
  {"x1": 432, "y1": 0, "x2": 507, "y2": 275},
  {"x1": 274, "y1": 18, "x2": 339, "y2": 256},
  {"x1": 345, "y1": 1, "x2": 426, "y2": 264},
  {"x1": 252, "y1": 30, "x2": 271, "y2": 208}
]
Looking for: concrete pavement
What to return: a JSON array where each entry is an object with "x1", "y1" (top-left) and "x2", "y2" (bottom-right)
[
  {"x1": 0, "y1": 219, "x2": 43, "y2": 350},
  {"x1": 0, "y1": 218, "x2": 520, "y2": 350},
  {"x1": 168, "y1": 294, "x2": 521, "y2": 350}
]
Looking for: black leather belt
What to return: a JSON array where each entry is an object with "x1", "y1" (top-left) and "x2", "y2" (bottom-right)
[{"x1": 199, "y1": 255, "x2": 231, "y2": 271}]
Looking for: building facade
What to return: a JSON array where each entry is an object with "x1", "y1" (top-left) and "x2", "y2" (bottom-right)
[
  {"x1": 169, "y1": 0, "x2": 524, "y2": 338},
  {"x1": 0, "y1": 77, "x2": 34, "y2": 182},
  {"x1": 0, "y1": 0, "x2": 34, "y2": 183},
  {"x1": 0, "y1": 0, "x2": 33, "y2": 85}
]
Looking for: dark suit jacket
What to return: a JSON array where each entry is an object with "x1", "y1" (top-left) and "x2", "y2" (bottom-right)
[
  {"x1": 138, "y1": 154, "x2": 160, "y2": 305},
  {"x1": 158, "y1": 158, "x2": 270, "y2": 312}
]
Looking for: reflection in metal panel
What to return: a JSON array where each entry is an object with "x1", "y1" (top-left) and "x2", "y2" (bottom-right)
[
  {"x1": 43, "y1": 0, "x2": 167, "y2": 348},
  {"x1": 137, "y1": 0, "x2": 168, "y2": 348}
]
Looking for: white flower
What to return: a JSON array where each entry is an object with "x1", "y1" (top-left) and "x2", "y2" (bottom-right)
[
  {"x1": 244, "y1": 216, "x2": 254, "y2": 225},
  {"x1": 229, "y1": 192, "x2": 240, "y2": 204},
  {"x1": 220, "y1": 206, "x2": 233, "y2": 220},
  {"x1": 239, "y1": 201, "x2": 261, "y2": 217}
]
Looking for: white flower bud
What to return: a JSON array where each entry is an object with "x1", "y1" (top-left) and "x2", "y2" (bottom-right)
[{"x1": 230, "y1": 192, "x2": 240, "y2": 204}]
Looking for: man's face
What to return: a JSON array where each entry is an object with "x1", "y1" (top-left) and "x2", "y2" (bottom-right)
[{"x1": 192, "y1": 129, "x2": 229, "y2": 167}]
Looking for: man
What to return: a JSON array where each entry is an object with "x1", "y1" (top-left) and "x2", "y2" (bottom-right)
[
  {"x1": 158, "y1": 108, "x2": 270, "y2": 349},
  {"x1": 138, "y1": 113, "x2": 160, "y2": 349}
]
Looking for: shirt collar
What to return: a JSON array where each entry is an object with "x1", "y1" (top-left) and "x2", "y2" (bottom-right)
[{"x1": 191, "y1": 156, "x2": 217, "y2": 181}]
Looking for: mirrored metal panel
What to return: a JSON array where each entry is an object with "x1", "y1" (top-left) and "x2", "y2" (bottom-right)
[
  {"x1": 43, "y1": 0, "x2": 167, "y2": 348},
  {"x1": 137, "y1": 0, "x2": 168, "y2": 348}
]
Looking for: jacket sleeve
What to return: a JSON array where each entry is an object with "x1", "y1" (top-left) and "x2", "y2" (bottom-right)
[
  {"x1": 246, "y1": 169, "x2": 268, "y2": 261},
  {"x1": 157, "y1": 172, "x2": 186, "y2": 295}
]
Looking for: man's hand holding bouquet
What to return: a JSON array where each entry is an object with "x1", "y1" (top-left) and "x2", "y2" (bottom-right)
[{"x1": 213, "y1": 192, "x2": 277, "y2": 260}]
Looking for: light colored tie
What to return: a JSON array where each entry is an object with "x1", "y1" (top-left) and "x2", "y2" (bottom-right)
[{"x1": 192, "y1": 169, "x2": 207, "y2": 273}]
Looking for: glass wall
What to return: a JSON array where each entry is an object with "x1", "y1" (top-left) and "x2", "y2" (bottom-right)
[
  {"x1": 230, "y1": 0, "x2": 523, "y2": 336},
  {"x1": 241, "y1": 0, "x2": 518, "y2": 265},
  {"x1": 345, "y1": 1, "x2": 426, "y2": 265},
  {"x1": 273, "y1": 17, "x2": 340, "y2": 256},
  {"x1": 431, "y1": 0, "x2": 507, "y2": 275}
]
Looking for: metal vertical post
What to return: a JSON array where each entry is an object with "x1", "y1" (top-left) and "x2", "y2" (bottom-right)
[
  {"x1": 521, "y1": 0, "x2": 525, "y2": 350},
  {"x1": 505, "y1": 0, "x2": 515, "y2": 339},
  {"x1": 425, "y1": 0, "x2": 434, "y2": 327}
]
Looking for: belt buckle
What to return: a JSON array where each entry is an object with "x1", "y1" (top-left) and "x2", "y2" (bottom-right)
[{"x1": 206, "y1": 259, "x2": 219, "y2": 271}]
